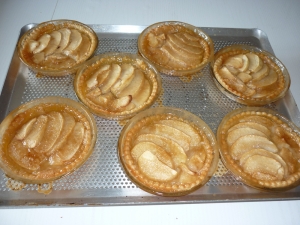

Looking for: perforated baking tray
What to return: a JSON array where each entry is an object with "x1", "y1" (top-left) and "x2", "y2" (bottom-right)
[{"x1": 0, "y1": 25, "x2": 300, "y2": 208}]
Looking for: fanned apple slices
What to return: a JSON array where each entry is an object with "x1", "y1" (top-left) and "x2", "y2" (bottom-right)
[
  {"x1": 0, "y1": 97, "x2": 96, "y2": 185},
  {"x1": 74, "y1": 53, "x2": 161, "y2": 120},
  {"x1": 18, "y1": 20, "x2": 98, "y2": 76},
  {"x1": 217, "y1": 108, "x2": 300, "y2": 190},
  {"x1": 119, "y1": 112, "x2": 218, "y2": 195},
  {"x1": 212, "y1": 46, "x2": 289, "y2": 105},
  {"x1": 138, "y1": 21, "x2": 214, "y2": 76}
]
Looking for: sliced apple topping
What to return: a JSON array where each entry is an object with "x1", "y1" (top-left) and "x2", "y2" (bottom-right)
[
  {"x1": 138, "y1": 151, "x2": 178, "y2": 182},
  {"x1": 43, "y1": 31, "x2": 62, "y2": 56},
  {"x1": 227, "y1": 127, "x2": 267, "y2": 146},
  {"x1": 239, "y1": 148, "x2": 288, "y2": 181},
  {"x1": 230, "y1": 135, "x2": 278, "y2": 160},
  {"x1": 32, "y1": 34, "x2": 51, "y2": 54},
  {"x1": 215, "y1": 50, "x2": 285, "y2": 101}
]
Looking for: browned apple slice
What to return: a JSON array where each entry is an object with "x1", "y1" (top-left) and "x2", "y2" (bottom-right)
[
  {"x1": 34, "y1": 112, "x2": 63, "y2": 153},
  {"x1": 186, "y1": 148, "x2": 206, "y2": 173},
  {"x1": 219, "y1": 66, "x2": 255, "y2": 96},
  {"x1": 138, "y1": 151, "x2": 178, "y2": 182},
  {"x1": 246, "y1": 52, "x2": 263, "y2": 73},
  {"x1": 251, "y1": 64, "x2": 269, "y2": 81},
  {"x1": 224, "y1": 55, "x2": 244, "y2": 69},
  {"x1": 247, "y1": 69, "x2": 278, "y2": 89},
  {"x1": 131, "y1": 141, "x2": 173, "y2": 168},
  {"x1": 15, "y1": 118, "x2": 37, "y2": 140},
  {"x1": 57, "y1": 122, "x2": 84, "y2": 161},
  {"x1": 239, "y1": 148, "x2": 288, "y2": 181},
  {"x1": 43, "y1": 31, "x2": 62, "y2": 56},
  {"x1": 49, "y1": 113, "x2": 76, "y2": 155},
  {"x1": 131, "y1": 79, "x2": 151, "y2": 106},
  {"x1": 148, "y1": 33, "x2": 165, "y2": 48},
  {"x1": 230, "y1": 135, "x2": 278, "y2": 160},
  {"x1": 239, "y1": 115, "x2": 274, "y2": 128},
  {"x1": 86, "y1": 65, "x2": 111, "y2": 89},
  {"x1": 157, "y1": 119, "x2": 202, "y2": 147},
  {"x1": 110, "y1": 64, "x2": 135, "y2": 96},
  {"x1": 228, "y1": 121, "x2": 271, "y2": 137},
  {"x1": 22, "y1": 115, "x2": 48, "y2": 148},
  {"x1": 63, "y1": 29, "x2": 83, "y2": 56},
  {"x1": 55, "y1": 28, "x2": 71, "y2": 53},
  {"x1": 167, "y1": 33, "x2": 203, "y2": 55},
  {"x1": 67, "y1": 33, "x2": 91, "y2": 62},
  {"x1": 110, "y1": 95, "x2": 132, "y2": 110},
  {"x1": 32, "y1": 52, "x2": 45, "y2": 64},
  {"x1": 237, "y1": 72, "x2": 252, "y2": 83},
  {"x1": 89, "y1": 92, "x2": 114, "y2": 106},
  {"x1": 100, "y1": 64, "x2": 121, "y2": 94},
  {"x1": 8, "y1": 138, "x2": 43, "y2": 170},
  {"x1": 227, "y1": 127, "x2": 267, "y2": 146},
  {"x1": 32, "y1": 34, "x2": 51, "y2": 54},
  {"x1": 117, "y1": 69, "x2": 145, "y2": 98},
  {"x1": 134, "y1": 134, "x2": 187, "y2": 166},
  {"x1": 140, "y1": 123, "x2": 191, "y2": 152},
  {"x1": 86, "y1": 87, "x2": 102, "y2": 98}
]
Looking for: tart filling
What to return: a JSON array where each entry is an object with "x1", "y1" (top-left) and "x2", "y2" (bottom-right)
[
  {"x1": 18, "y1": 20, "x2": 98, "y2": 76},
  {"x1": 217, "y1": 108, "x2": 300, "y2": 190},
  {"x1": 119, "y1": 108, "x2": 219, "y2": 196},
  {"x1": 138, "y1": 21, "x2": 214, "y2": 76},
  {"x1": 0, "y1": 97, "x2": 97, "y2": 184},
  {"x1": 212, "y1": 45, "x2": 290, "y2": 105},
  {"x1": 74, "y1": 53, "x2": 161, "y2": 120}
]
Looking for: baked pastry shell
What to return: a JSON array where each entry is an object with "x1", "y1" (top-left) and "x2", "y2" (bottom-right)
[
  {"x1": 118, "y1": 107, "x2": 220, "y2": 196},
  {"x1": 0, "y1": 96, "x2": 97, "y2": 184},
  {"x1": 17, "y1": 19, "x2": 98, "y2": 77},
  {"x1": 138, "y1": 21, "x2": 214, "y2": 76},
  {"x1": 211, "y1": 45, "x2": 290, "y2": 106},
  {"x1": 74, "y1": 52, "x2": 162, "y2": 120},
  {"x1": 217, "y1": 107, "x2": 300, "y2": 191}
]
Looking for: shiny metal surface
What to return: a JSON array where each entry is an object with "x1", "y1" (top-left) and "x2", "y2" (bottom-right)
[{"x1": 0, "y1": 25, "x2": 299, "y2": 207}]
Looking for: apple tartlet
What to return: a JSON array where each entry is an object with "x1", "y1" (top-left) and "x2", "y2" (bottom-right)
[
  {"x1": 0, "y1": 97, "x2": 97, "y2": 186},
  {"x1": 212, "y1": 45, "x2": 290, "y2": 105},
  {"x1": 217, "y1": 107, "x2": 300, "y2": 191},
  {"x1": 118, "y1": 107, "x2": 219, "y2": 196},
  {"x1": 138, "y1": 21, "x2": 214, "y2": 76},
  {"x1": 18, "y1": 20, "x2": 98, "y2": 76},
  {"x1": 74, "y1": 53, "x2": 162, "y2": 120}
]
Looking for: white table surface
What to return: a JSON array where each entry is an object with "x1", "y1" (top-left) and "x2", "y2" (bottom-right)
[{"x1": 0, "y1": 0, "x2": 300, "y2": 224}]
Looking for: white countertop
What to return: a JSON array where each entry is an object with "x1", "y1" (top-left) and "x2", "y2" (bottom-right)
[{"x1": 0, "y1": 0, "x2": 300, "y2": 224}]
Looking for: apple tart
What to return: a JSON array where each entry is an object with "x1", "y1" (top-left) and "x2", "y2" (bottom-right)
[
  {"x1": 217, "y1": 107, "x2": 300, "y2": 191},
  {"x1": 18, "y1": 20, "x2": 98, "y2": 76},
  {"x1": 118, "y1": 107, "x2": 219, "y2": 196},
  {"x1": 138, "y1": 21, "x2": 214, "y2": 76},
  {"x1": 74, "y1": 53, "x2": 162, "y2": 120},
  {"x1": 212, "y1": 45, "x2": 290, "y2": 106},
  {"x1": 0, "y1": 97, "x2": 97, "y2": 187}
]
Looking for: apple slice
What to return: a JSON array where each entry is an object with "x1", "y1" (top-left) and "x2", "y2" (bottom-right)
[
  {"x1": 117, "y1": 69, "x2": 145, "y2": 98},
  {"x1": 186, "y1": 148, "x2": 207, "y2": 173},
  {"x1": 131, "y1": 141, "x2": 173, "y2": 168},
  {"x1": 43, "y1": 31, "x2": 62, "y2": 56},
  {"x1": 246, "y1": 52, "x2": 263, "y2": 73},
  {"x1": 49, "y1": 113, "x2": 76, "y2": 155},
  {"x1": 67, "y1": 33, "x2": 91, "y2": 62},
  {"x1": 131, "y1": 79, "x2": 151, "y2": 106},
  {"x1": 34, "y1": 112, "x2": 63, "y2": 153},
  {"x1": 237, "y1": 72, "x2": 252, "y2": 83},
  {"x1": 86, "y1": 64, "x2": 111, "y2": 89},
  {"x1": 239, "y1": 115, "x2": 274, "y2": 128},
  {"x1": 227, "y1": 127, "x2": 267, "y2": 146},
  {"x1": 230, "y1": 135, "x2": 278, "y2": 160},
  {"x1": 58, "y1": 122, "x2": 84, "y2": 161},
  {"x1": 55, "y1": 28, "x2": 71, "y2": 53},
  {"x1": 15, "y1": 118, "x2": 37, "y2": 140},
  {"x1": 239, "y1": 148, "x2": 287, "y2": 180},
  {"x1": 110, "y1": 95, "x2": 132, "y2": 110},
  {"x1": 100, "y1": 64, "x2": 121, "y2": 94},
  {"x1": 140, "y1": 123, "x2": 191, "y2": 152},
  {"x1": 168, "y1": 33, "x2": 203, "y2": 55},
  {"x1": 22, "y1": 115, "x2": 48, "y2": 148},
  {"x1": 247, "y1": 68, "x2": 278, "y2": 89},
  {"x1": 228, "y1": 121, "x2": 270, "y2": 137},
  {"x1": 63, "y1": 29, "x2": 83, "y2": 56},
  {"x1": 156, "y1": 119, "x2": 202, "y2": 147},
  {"x1": 110, "y1": 64, "x2": 135, "y2": 96},
  {"x1": 138, "y1": 151, "x2": 178, "y2": 182},
  {"x1": 251, "y1": 64, "x2": 269, "y2": 81},
  {"x1": 33, "y1": 34, "x2": 51, "y2": 54},
  {"x1": 134, "y1": 133, "x2": 187, "y2": 166}
]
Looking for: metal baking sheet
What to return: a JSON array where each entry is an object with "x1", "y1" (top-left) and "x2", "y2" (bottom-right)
[{"x1": 0, "y1": 25, "x2": 300, "y2": 208}]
